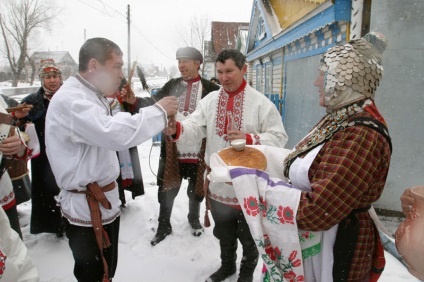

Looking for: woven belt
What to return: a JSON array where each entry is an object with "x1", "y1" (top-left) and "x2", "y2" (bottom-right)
[{"x1": 69, "y1": 182, "x2": 115, "y2": 282}]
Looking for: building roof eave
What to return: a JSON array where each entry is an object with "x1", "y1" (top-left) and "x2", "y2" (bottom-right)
[{"x1": 246, "y1": 0, "x2": 350, "y2": 62}]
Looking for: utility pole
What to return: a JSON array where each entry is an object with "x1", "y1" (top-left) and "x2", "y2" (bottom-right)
[{"x1": 127, "y1": 4, "x2": 131, "y2": 78}]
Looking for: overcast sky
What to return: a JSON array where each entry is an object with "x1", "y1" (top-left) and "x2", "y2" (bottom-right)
[{"x1": 36, "y1": 0, "x2": 253, "y2": 70}]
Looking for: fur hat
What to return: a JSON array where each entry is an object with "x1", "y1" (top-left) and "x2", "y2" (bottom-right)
[
  {"x1": 38, "y1": 59, "x2": 61, "y2": 78},
  {"x1": 176, "y1": 47, "x2": 203, "y2": 64},
  {"x1": 319, "y1": 32, "x2": 388, "y2": 109}
]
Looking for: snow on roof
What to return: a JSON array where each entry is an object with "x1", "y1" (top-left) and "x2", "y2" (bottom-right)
[{"x1": 31, "y1": 51, "x2": 76, "y2": 65}]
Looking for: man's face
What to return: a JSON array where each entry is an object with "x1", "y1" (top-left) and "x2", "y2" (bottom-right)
[
  {"x1": 42, "y1": 73, "x2": 61, "y2": 92},
  {"x1": 94, "y1": 52, "x2": 124, "y2": 96},
  {"x1": 178, "y1": 59, "x2": 199, "y2": 80},
  {"x1": 216, "y1": 59, "x2": 247, "y2": 93}
]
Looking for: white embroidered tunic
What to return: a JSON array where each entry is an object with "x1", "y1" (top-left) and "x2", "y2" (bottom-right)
[
  {"x1": 175, "y1": 82, "x2": 288, "y2": 206},
  {"x1": 0, "y1": 97, "x2": 15, "y2": 210},
  {"x1": 175, "y1": 77, "x2": 204, "y2": 163},
  {"x1": 45, "y1": 76, "x2": 167, "y2": 227}
]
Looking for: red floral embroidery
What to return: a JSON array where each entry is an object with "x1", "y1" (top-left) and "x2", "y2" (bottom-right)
[
  {"x1": 266, "y1": 245, "x2": 282, "y2": 261},
  {"x1": 288, "y1": 250, "x2": 302, "y2": 267},
  {"x1": 283, "y1": 270, "x2": 304, "y2": 282},
  {"x1": 277, "y1": 206, "x2": 295, "y2": 224},
  {"x1": 263, "y1": 234, "x2": 282, "y2": 261},
  {"x1": 292, "y1": 259, "x2": 302, "y2": 267},
  {"x1": 244, "y1": 196, "x2": 259, "y2": 216},
  {"x1": 289, "y1": 250, "x2": 297, "y2": 261}
]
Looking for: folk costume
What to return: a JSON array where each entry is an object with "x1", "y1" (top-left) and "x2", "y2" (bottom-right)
[
  {"x1": 149, "y1": 47, "x2": 220, "y2": 246},
  {"x1": 0, "y1": 94, "x2": 25, "y2": 239},
  {"x1": 21, "y1": 59, "x2": 65, "y2": 235},
  {"x1": 172, "y1": 80, "x2": 288, "y2": 281},
  {"x1": 287, "y1": 32, "x2": 391, "y2": 282},
  {"x1": 1, "y1": 94, "x2": 32, "y2": 206},
  {"x1": 212, "y1": 32, "x2": 391, "y2": 282},
  {"x1": 45, "y1": 73, "x2": 168, "y2": 281}
]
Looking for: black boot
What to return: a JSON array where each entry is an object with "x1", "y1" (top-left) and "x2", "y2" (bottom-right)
[
  {"x1": 237, "y1": 243, "x2": 259, "y2": 282},
  {"x1": 151, "y1": 203, "x2": 173, "y2": 246},
  {"x1": 206, "y1": 241, "x2": 237, "y2": 282},
  {"x1": 188, "y1": 198, "x2": 204, "y2": 236}
]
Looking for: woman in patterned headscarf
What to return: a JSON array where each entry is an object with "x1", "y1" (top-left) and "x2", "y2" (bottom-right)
[
  {"x1": 282, "y1": 32, "x2": 392, "y2": 282},
  {"x1": 21, "y1": 59, "x2": 67, "y2": 236}
]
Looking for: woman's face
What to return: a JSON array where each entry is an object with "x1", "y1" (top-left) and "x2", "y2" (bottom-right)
[{"x1": 314, "y1": 70, "x2": 326, "y2": 108}]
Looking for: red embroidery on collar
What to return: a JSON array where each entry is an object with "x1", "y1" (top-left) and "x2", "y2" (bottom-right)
[
  {"x1": 178, "y1": 79, "x2": 201, "y2": 116},
  {"x1": 215, "y1": 89, "x2": 245, "y2": 141}
]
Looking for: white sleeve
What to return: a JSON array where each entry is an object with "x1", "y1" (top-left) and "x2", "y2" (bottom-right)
[
  {"x1": 69, "y1": 100, "x2": 167, "y2": 151},
  {"x1": 177, "y1": 100, "x2": 207, "y2": 146},
  {"x1": 0, "y1": 208, "x2": 40, "y2": 282},
  {"x1": 247, "y1": 100, "x2": 288, "y2": 148}
]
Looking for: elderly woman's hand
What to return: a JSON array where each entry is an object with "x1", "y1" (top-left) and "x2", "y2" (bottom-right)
[{"x1": 400, "y1": 188, "x2": 414, "y2": 216}]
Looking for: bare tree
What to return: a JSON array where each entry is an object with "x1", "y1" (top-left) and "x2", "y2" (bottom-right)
[
  {"x1": 27, "y1": 53, "x2": 36, "y2": 85},
  {"x1": 0, "y1": 0, "x2": 60, "y2": 86},
  {"x1": 176, "y1": 15, "x2": 210, "y2": 76}
]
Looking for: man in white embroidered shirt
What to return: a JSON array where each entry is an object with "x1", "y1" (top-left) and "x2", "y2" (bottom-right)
[
  {"x1": 164, "y1": 49, "x2": 288, "y2": 282},
  {"x1": 45, "y1": 38, "x2": 177, "y2": 282}
]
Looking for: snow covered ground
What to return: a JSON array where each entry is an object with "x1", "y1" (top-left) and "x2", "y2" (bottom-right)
[{"x1": 17, "y1": 139, "x2": 421, "y2": 282}]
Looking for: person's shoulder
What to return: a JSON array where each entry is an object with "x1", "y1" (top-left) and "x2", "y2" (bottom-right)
[
  {"x1": 51, "y1": 78, "x2": 85, "y2": 104},
  {"x1": 245, "y1": 85, "x2": 276, "y2": 107},
  {"x1": 164, "y1": 77, "x2": 181, "y2": 86},
  {"x1": 245, "y1": 84, "x2": 266, "y2": 97},
  {"x1": 22, "y1": 87, "x2": 43, "y2": 103}
]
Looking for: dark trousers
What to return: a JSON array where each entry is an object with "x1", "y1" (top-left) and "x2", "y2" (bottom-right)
[
  {"x1": 5, "y1": 204, "x2": 22, "y2": 239},
  {"x1": 209, "y1": 199, "x2": 256, "y2": 252},
  {"x1": 158, "y1": 162, "x2": 201, "y2": 205},
  {"x1": 66, "y1": 217, "x2": 120, "y2": 282}
]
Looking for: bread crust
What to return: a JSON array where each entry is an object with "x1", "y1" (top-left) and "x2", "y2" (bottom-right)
[{"x1": 218, "y1": 146, "x2": 267, "y2": 171}]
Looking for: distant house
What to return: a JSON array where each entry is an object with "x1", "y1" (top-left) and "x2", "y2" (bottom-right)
[
  {"x1": 30, "y1": 51, "x2": 78, "y2": 80},
  {"x1": 203, "y1": 21, "x2": 249, "y2": 79}
]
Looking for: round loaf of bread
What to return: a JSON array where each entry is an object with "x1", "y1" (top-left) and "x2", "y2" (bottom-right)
[{"x1": 218, "y1": 146, "x2": 267, "y2": 171}]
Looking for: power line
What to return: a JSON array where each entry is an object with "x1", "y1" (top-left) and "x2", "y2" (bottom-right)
[
  {"x1": 131, "y1": 23, "x2": 174, "y2": 60},
  {"x1": 96, "y1": 0, "x2": 126, "y2": 19},
  {"x1": 75, "y1": 0, "x2": 125, "y2": 23},
  {"x1": 74, "y1": 1, "x2": 174, "y2": 61}
]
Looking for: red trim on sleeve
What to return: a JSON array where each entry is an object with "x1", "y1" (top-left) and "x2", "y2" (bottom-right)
[
  {"x1": 2, "y1": 198, "x2": 16, "y2": 211},
  {"x1": 245, "y1": 134, "x2": 253, "y2": 145},
  {"x1": 167, "y1": 121, "x2": 182, "y2": 142}
]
